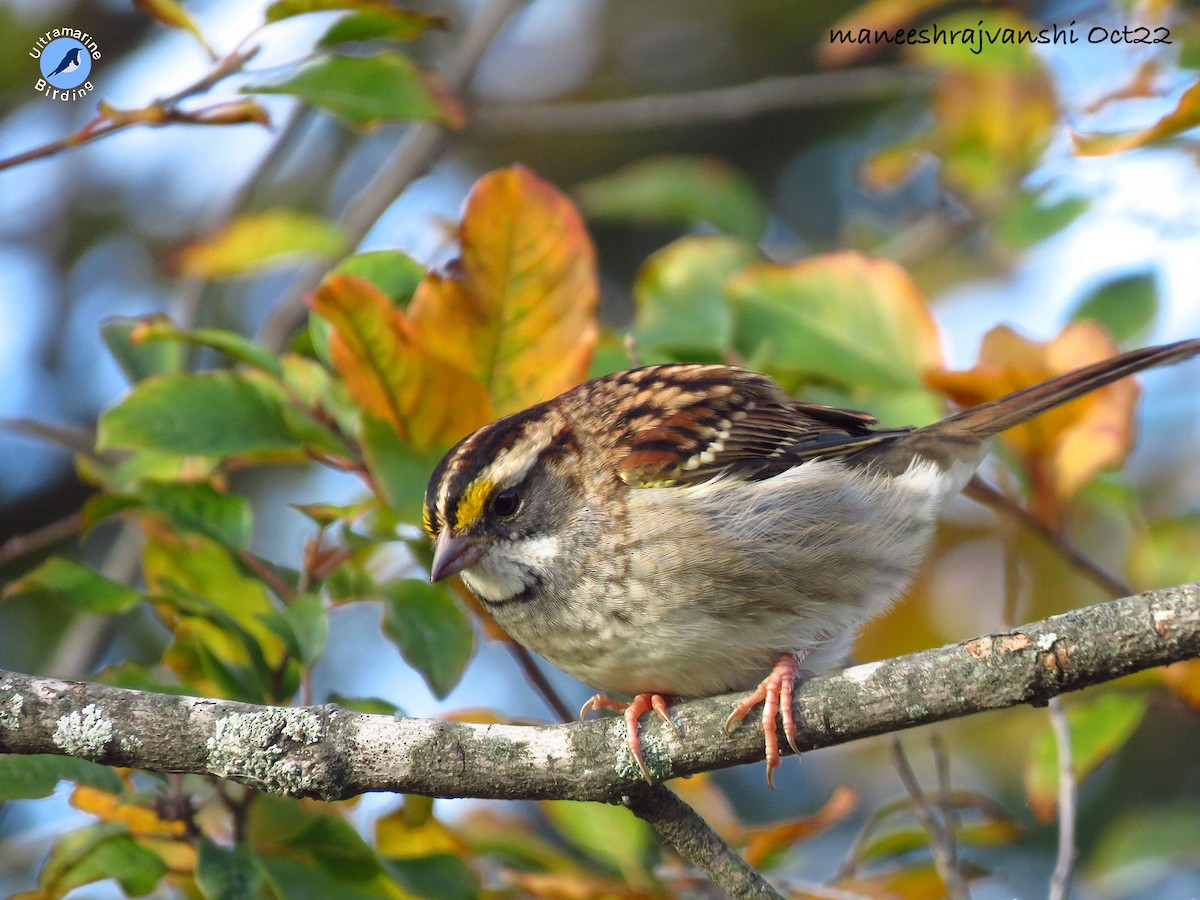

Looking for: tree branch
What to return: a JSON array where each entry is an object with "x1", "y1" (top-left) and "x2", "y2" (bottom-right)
[{"x1": 1, "y1": 583, "x2": 1195, "y2": 804}]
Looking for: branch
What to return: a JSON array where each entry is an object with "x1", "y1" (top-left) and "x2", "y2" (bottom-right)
[
  {"x1": 1, "y1": 583, "x2": 1196, "y2": 804},
  {"x1": 470, "y1": 67, "x2": 935, "y2": 136}
]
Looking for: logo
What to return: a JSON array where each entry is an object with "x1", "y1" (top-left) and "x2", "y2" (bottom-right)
[{"x1": 30, "y1": 29, "x2": 100, "y2": 101}]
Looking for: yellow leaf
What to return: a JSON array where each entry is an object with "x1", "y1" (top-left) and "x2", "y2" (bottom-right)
[
  {"x1": 311, "y1": 274, "x2": 491, "y2": 448},
  {"x1": 133, "y1": 0, "x2": 215, "y2": 57},
  {"x1": 409, "y1": 166, "x2": 600, "y2": 415},
  {"x1": 926, "y1": 322, "x2": 1135, "y2": 520},
  {"x1": 1160, "y1": 659, "x2": 1200, "y2": 711},
  {"x1": 71, "y1": 785, "x2": 186, "y2": 838},
  {"x1": 504, "y1": 870, "x2": 654, "y2": 899},
  {"x1": 175, "y1": 210, "x2": 346, "y2": 278},
  {"x1": 1073, "y1": 78, "x2": 1200, "y2": 156},
  {"x1": 375, "y1": 802, "x2": 467, "y2": 858}
]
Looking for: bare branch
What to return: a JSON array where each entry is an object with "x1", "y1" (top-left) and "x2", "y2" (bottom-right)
[
  {"x1": 1047, "y1": 696, "x2": 1078, "y2": 900},
  {"x1": 470, "y1": 67, "x2": 935, "y2": 136},
  {"x1": 890, "y1": 737, "x2": 970, "y2": 898},
  {"x1": 1, "y1": 582, "x2": 1196, "y2": 804}
]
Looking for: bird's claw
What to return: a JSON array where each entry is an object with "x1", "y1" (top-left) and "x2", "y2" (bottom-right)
[
  {"x1": 580, "y1": 692, "x2": 678, "y2": 784},
  {"x1": 724, "y1": 653, "x2": 804, "y2": 789}
]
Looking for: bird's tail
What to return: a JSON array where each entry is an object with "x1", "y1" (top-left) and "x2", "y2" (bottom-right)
[{"x1": 927, "y1": 338, "x2": 1200, "y2": 440}]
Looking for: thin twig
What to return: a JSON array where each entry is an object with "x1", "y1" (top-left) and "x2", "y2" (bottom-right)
[
  {"x1": 965, "y1": 477, "x2": 1135, "y2": 598},
  {"x1": 1047, "y1": 696, "x2": 1077, "y2": 900},
  {"x1": 0, "y1": 47, "x2": 261, "y2": 173},
  {"x1": 623, "y1": 783, "x2": 784, "y2": 900},
  {"x1": 470, "y1": 66, "x2": 935, "y2": 136},
  {"x1": 504, "y1": 641, "x2": 573, "y2": 723},
  {"x1": 0, "y1": 512, "x2": 85, "y2": 570},
  {"x1": 890, "y1": 736, "x2": 970, "y2": 899},
  {"x1": 258, "y1": 0, "x2": 528, "y2": 352},
  {"x1": 930, "y1": 735, "x2": 961, "y2": 876}
]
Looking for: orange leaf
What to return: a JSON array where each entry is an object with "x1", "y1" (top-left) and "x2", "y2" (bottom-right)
[
  {"x1": 1073, "y1": 78, "x2": 1200, "y2": 156},
  {"x1": 742, "y1": 786, "x2": 857, "y2": 868},
  {"x1": 409, "y1": 166, "x2": 599, "y2": 416},
  {"x1": 311, "y1": 274, "x2": 491, "y2": 448},
  {"x1": 926, "y1": 322, "x2": 1136, "y2": 519},
  {"x1": 1160, "y1": 659, "x2": 1200, "y2": 711}
]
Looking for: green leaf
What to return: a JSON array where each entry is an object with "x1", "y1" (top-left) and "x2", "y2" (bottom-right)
[
  {"x1": 994, "y1": 190, "x2": 1088, "y2": 251},
  {"x1": 176, "y1": 210, "x2": 346, "y2": 279},
  {"x1": 39, "y1": 823, "x2": 168, "y2": 897},
  {"x1": 319, "y1": 9, "x2": 446, "y2": 46},
  {"x1": 1087, "y1": 806, "x2": 1200, "y2": 896},
  {"x1": 1069, "y1": 272, "x2": 1159, "y2": 344},
  {"x1": 327, "y1": 692, "x2": 402, "y2": 715},
  {"x1": 259, "y1": 858, "x2": 391, "y2": 900},
  {"x1": 1129, "y1": 515, "x2": 1200, "y2": 589},
  {"x1": 332, "y1": 250, "x2": 426, "y2": 306},
  {"x1": 383, "y1": 853, "x2": 479, "y2": 900},
  {"x1": 326, "y1": 557, "x2": 379, "y2": 602},
  {"x1": 727, "y1": 252, "x2": 942, "y2": 390},
  {"x1": 861, "y1": 819, "x2": 1022, "y2": 864},
  {"x1": 1025, "y1": 692, "x2": 1148, "y2": 822},
  {"x1": 541, "y1": 800, "x2": 654, "y2": 885},
  {"x1": 98, "y1": 370, "x2": 342, "y2": 457},
  {"x1": 381, "y1": 580, "x2": 473, "y2": 699},
  {"x1": 360, "y1": 414, "x2": 441, "y2": 522},
  {"x1": 280, "y1": 813, "x2": 384, "y2": 882},
  {"x1": 575, "y1": 156, "x2": 768, "y2": 241},
  {"x1": 3, "y1": 557, "x2": 144, "y2": 614},
  {"x1": 245, "y1": 53, "x2": 464, "y2": 130},
  {"x1": 197, "y1": 838, "x2": 264, "y2": 900},
  {"x1": 130, "y1": 321, "x2": 285, "y2": 376},
  {"x1": 633, "y1": 235, "x2": 762, "y2": 363},
  {"x1": 266, "y1": 0, "x2": 384, "y2": 21},
  {"x1": 86, "y1": 481, "x2": 254, "y2": 550},
  {"x1": 0, "y1": 755, "x2": 124, "y2": 801},
  {"x1": 263, "y1": 593, "x2": 329, "y2": 666},
  {"x1": 102, "y1": 316, "x2": 184, "y2": 383}
]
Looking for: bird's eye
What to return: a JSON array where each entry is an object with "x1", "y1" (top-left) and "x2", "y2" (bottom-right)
[{"x1": 491, "y1": 488, "x2": 521, "y2": 518}]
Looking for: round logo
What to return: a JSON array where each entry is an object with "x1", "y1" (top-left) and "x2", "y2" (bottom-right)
[{"x1": 40, "y1": 37, "x2": 92, "y2": 90}]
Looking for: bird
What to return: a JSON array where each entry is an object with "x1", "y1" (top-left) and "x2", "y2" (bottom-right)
[
  {"x1": 48, "y1": 47, "x2": 84, "y2": 78},
  {"x1": 424, "y1": 338, "x2": 1200, "y2": 785}
]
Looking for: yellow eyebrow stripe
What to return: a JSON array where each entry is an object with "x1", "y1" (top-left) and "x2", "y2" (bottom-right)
[{"x1": 454, "y1": 477, "x2": 496, "y2": 530}]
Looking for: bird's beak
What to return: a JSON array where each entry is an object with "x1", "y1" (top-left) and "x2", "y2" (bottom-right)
[{"x1": 429, "y1": 531, "x2": 485, "y2": 583}]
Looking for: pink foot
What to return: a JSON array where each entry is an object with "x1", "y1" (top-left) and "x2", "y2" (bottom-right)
[
  {"x1": 581, "y1": 693, "x2": 679, "y2": 784},
  {"x1": 723, "y1": 653, "x2": 803, "y2": 789}
]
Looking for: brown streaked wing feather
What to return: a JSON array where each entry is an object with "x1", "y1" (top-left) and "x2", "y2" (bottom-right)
[{"x1": 603, "y1": 365, "x2": 898, "y2": 487}]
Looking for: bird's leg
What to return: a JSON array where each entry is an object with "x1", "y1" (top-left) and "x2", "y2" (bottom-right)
[
  {"x1": 580, "y1": 693, "x2": 680, "y2": 784},
  {"x1": 723, "y1": 652, "x2": 807, "y2": 789}
]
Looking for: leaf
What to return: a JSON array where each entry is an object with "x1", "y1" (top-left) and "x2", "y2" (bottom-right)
[
  {"x1": 0, "y1": 756, "x2": 123, "y2": 801},
  {"x1": 133, "y1": 0, "x2": 215, "y2": 56},
  {"x1": 263, "y1": 593, "x2": 329, "y2": 666},
  {"x1": 319, "y1": 8, "x2": 447, "y2": 47},
  {"x1": 311, "y1": 275, "x2": 491, "y2": 448},
  {"x1": 244, "y1": 53, "x2": 465, "y2": 130},
  {"x1": 175, "y1": 210, "x2": 345, "y2": 278},
  {"x1": 540, "y1": 800, "x2": 654, "y2": 885},
  {"x1": 408, "y1": 166, "x2": 600, "y2": 416},
  {"x1": 359, "y1": 415, "x2": 444, "y2": 519},
  {"x1": 575, "y1": 156, "x2": 768, "y2": 241},
  {"x1": 197, "y1": 838, "x2": 264, "y2": 900},
  {"x1": 994, "y1": 190, "x2": 1089, "y2": 251},
  {"x1": 926, "y1": 321, "x2": 1135, "y2": 516},
  {"x1": 332, "y1": 250, "x2": 426, "y2": 305},
  {"x1": 71, "y1": 785, "x2": 186, "y2": 838},
  {"x1": 102, "y1": 315, "x2": 184, "y2": 383},
  {"x1": 727, "y1": 251, "x2": 943, "y2": 390},
  {"x1": 1069, "y1": 272, "x2": 1159, "y2": 344},
  {"x1": 376, "y1": 803, "x2": 466, "y2": 858},
  {"x1": 1073, "y1": 78, "x2": 1200, "y2": 156},
  {"x1": 383, "y1": 854, "x2": 479, "y2": 900},
  {"x1": 633, "y1": 235, "x2": 762, "y2": 363},
  {"x1": 742, "y1": 786, "x2": 857, "y2": 868},
  {"x1": 266, "y1": 0, "x2": 408, "y2": 21},
  {"x1": 129, "y1": 319, "x2": 285, "y2": 376},
  {"x1": 381, "y1": 579, "x2": 473, "y2": 699},
  {"x1": 98, "y1": 370, "x2": 342, "y2": 458},
  {"x1": 327, "y1": 692, "x2": 402, "y2": 716},
  {"x1": 1024, "y1": 692, "x2": 1148, "y2": 822},
  {"x1": 85, "y1": 481, "x2": 254, "y2": 550},
  {"x1": 860, "y1": 819, "x2": 1021, "y2": 864},
  {"x1": 1086, "y1": 806, "x2": 1200, "y2": 896},
  {"x1": 3, "y1": 557, "x2": 144, "y2": 614},
  {"x1": 37, "y1": 823, "x2": 168, "y2": 898},
  {"x1": 278, "y1": 812, "x2": 385, "y2": 882}
]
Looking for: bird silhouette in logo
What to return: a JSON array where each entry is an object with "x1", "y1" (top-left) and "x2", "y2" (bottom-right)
[{"x1": 48, "y1": 47, "x2": 86, "y2": 78}]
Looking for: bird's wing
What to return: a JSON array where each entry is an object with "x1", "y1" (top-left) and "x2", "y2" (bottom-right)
[{"x1": 603, "y1": 365, "x2": 905, "y2": 488}]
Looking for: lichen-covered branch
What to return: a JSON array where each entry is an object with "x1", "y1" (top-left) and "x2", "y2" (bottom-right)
[{"x1": 1, "y1": 583, "x2": 1196, "y2": 804}]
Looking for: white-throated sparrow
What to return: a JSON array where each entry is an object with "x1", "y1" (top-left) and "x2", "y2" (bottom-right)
[{"x1": 424, "y1": 339, "x2": 1200, "y2": 784}]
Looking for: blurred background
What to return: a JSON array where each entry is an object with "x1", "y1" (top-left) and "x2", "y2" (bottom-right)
[{"x1": 2, "y1": 0, "x2": 1200, "y2": 897}]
